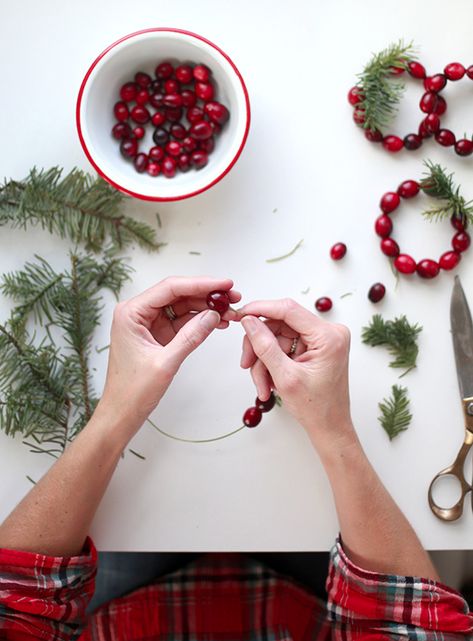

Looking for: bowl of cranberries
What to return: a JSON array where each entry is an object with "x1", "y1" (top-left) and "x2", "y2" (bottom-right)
[{"x1": 76, "y1": 28, "x2": 250, "y2": 201}]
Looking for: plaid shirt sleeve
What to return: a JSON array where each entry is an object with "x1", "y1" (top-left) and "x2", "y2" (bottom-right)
[
  {"x1": 326, "y1": 536, "x2": 473, "y2": 640},
  {"x1": 0, "y1": 537, "x2": 96, "y2": 641}
]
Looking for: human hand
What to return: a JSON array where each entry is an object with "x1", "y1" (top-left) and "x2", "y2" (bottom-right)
[
  {"x1": 97, "y1": 276, "x2": 240, "y2": 440},
  {"x1": 238, "y1": 299, "x2": 355, "y2": 448}
]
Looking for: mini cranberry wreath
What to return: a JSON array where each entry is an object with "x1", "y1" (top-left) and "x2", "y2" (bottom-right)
[{"x1": 375, "y1": 161, "x2": 472, "y2": 278}]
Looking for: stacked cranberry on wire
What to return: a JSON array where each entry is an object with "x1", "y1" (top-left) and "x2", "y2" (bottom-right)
[{"x1": 112, "y1": 62, "x2": 230, "y2": 178}]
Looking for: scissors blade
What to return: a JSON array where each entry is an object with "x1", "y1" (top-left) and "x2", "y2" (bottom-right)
[{"x1": 451, "y1": 276, "x2": 473, "y2": 400}]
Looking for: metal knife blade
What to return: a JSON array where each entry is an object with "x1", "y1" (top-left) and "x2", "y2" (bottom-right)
[{"x1": 451, "y1": 276, "x2": 473, "y2": 400}]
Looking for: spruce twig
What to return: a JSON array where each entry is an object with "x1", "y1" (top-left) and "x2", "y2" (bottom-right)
[
  {"x1": 420, "y1": 160, "x2": 473, "y2": 225},
  {"x1": 378, "y1": 385, "x2": 412, "y2": 440},
  {"x1": 361, "y1": 314, "x2": 422, "y2": 376}
]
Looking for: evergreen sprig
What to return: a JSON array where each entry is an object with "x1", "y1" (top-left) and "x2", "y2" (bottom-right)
[
  {"x1": 356, "y1": 40, "x2": 417, "y2": 132},
  {"x1": 361, "y1": 314, "x2": 422, "y2": 376},
  {"x1": 378, "y1": 385, "x2": 412, "y2": 440},
  {"x1": 420, "y1": 160, "x2": 473, "y2": 225},
  {"x1": 0, "y1": 167, "x2": 162, "y2": 252},
  {"x1": 0, "y1": 252, "x2": 132, "y2": 454}
]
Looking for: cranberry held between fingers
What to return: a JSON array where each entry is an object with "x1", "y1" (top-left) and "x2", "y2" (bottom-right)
[
  {"x1": 380, "y1": 238, "x2": 400, "y2": 257},
  {"x1": 382, "y1": 135, "x2": 403, "y2": 152},
  {"x1": 417, "y1": 259, "x2": 440, "y2": 279},
  {"x1": 112, "y1": 122, "x2": 132, "y2": 139},
  {"x1": 204, "y1": 101, "x2": 230, "y2": 125},
  {"x1": 133, "y1": 153, "x2": 149, "y2": 173},
  {"x1": 161, "y1": 156, "x2": 177, "y2": 178},
  {"x1": 193, "y1": 64, "x2": 210, "y2": 82},
  {"x1": 131, "y1": 105, "x2": 150, "y2": 124},
  {"x1": 398, "y1": 180, "x2": 419, "y2": 198},
  {"x1": 114, "y1": 101, "x2": 129, "y2": 122},
  {"x1": 403, "y1": 133, "x2": 422, "y2": 150},
  {"x1": 368, "y1": 283, "x2": 386, "y2": 303},
  {"x1": 315, "y1": 297, "x2": 332, "y2": 313},
  {"x1": 330, "y1": 242, "x2": 347, "y2": 260},
  {"x1": 120, "y1": 138, "x2": 138, "y2": 158},
  {"x1": 155, "y1": 62, "x2": 174, "y2": 79},
  {"x1": 439, "y1": 250, "x2": 461, "y2": 270},
  {"x1": 243, "y1": 406, "x2": 262, "y2": 428},
  {"x1": 394, "y1": 254, "x2": 417, "y2": 274},
  {"x1": 191, "y1": 150, "x2": 209, "y2": 169},
  {"x1": 455, "y1": 139, "x2": 473, "y2": 156},
  {"x1": 380, "y1": 192, "x2": 400, "y2": 213},
  {"x1": 206, "y1": 290, "x2": 230, "y2": 314},
  {"x1": 452, "y1": 231, "x2": 471, "y2": 252},
  {"x1": 255, "y1": 392, "x2": 276, "y2": 413},
  {"x1": 347, "y1": 86, "x2": 364, "y2": 104},
  {"x1": 375, "y1": 214, "x2": 393, "y2": 238},
  {"x1": 435, "y1": 129, "x2": 456, "y2": 146},
  {"x1": 120, "y1": 81, "x2": 138, "y2": 102},
  {"x1": 444, "y1": 62, "x2": 465, "y2": 80}
]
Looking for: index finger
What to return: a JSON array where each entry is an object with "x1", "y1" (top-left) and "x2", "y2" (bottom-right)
[
  {"x1": 130, "y1": 276, "x2": 235, "y2": 311},
  {"x1": 236, "y1": 298, "x2": 325, "y2": 339}
]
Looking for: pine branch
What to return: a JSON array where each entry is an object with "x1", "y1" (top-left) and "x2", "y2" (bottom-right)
[
  {"x1": 356, "y1": 40, "x2": 417, "y2": 132},
  {"x1": 420, "y1": 160, "x2": 473, "y2": 225},
  {"x1": 378, "y1": 385, "x2": 412, "y2": 440},
  {"x1": 0, "y1": 167, "x2": 163, "y2": 252},
  {"x1": 361, "y1": 314, "x2": 422, "y2": 376}
]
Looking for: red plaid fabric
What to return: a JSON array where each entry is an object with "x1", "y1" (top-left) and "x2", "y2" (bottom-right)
[{"x1": 0, "y1": 536, "x2": 472, "y2": 641}]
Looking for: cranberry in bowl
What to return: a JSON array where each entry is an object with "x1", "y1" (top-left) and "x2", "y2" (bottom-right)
[{"x1": 76, "y1": 28, "x2": 250, "y2": 201}]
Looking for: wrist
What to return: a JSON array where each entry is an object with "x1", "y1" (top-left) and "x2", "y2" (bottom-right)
[
  {"x1": 87, "y1": 398, "x2": 144, "y2": 450},
  {"x1": 304, "y1": 417, "x2": 362, "y2": 464}
]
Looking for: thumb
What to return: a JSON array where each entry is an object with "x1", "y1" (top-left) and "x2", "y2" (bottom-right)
[
  {"x1": 164, "y1": 309, "x2": 221, "y2": 371},
  {"x1": 241, "y1": 316, "x2": 287, "y2": 375}
]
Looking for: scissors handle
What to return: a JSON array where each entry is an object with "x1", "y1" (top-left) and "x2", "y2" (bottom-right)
[{"x1": 428, "y1": 431, "x2": 473, "y2": 521}]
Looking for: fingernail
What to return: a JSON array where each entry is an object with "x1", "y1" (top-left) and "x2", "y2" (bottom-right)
[
  {"x1": 241, "y1": 316, "x2": 257, "y2": 335},
  {"x1": 201, "y1": 309, "x2": 220, "y2": 329}
]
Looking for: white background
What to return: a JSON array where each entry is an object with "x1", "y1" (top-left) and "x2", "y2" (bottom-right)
[{"x1": 0, "y1": 0, "x2": 472, "y2": 551}]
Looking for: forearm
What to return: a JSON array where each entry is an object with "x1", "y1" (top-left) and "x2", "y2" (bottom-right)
[
  {"x1": 311, "y1": 423, "x2": 440, "y2": 580},
  {"x1": 0, "y1": 402, "x2": 133, "y2": 557}
]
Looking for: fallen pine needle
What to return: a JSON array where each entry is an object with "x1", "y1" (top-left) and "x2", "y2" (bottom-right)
[
  {"x1": 266, "y1": 239, "x2": 303, "y2": 263},
  {"x1": 129, "y1": 448, "x2": 146, "y2": 460},
  {"x1": 340, "y1": 292, "x2": 353, "y2": 299}
]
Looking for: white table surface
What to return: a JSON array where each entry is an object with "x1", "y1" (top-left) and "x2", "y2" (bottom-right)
[{"x1": 1, "y1": 0, "x2": 473, "y2": 551}]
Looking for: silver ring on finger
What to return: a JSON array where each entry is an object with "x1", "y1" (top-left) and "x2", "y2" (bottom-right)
[
  {"x1": 164, "y1": 304, "x2": 178, "y2": 321},
  {"x1": 289, "y1": 336, "x2": 299, "y2": 355}
]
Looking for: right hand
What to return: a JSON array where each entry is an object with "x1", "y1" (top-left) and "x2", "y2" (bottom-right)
[{"x1": 238, "y1": 299, "x2": 355, "y2": 447}]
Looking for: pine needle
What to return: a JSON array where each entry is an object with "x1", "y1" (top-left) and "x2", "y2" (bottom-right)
[
  {"x1": 356, "y1": 40, "x2": 417, "y2": 132},
  {"x1": 361, "y1": 314, "x2": 422, "y2": 376},
  {"x1": 129, "y1": 448, "x2": 146, "y2": 460},
  {"x1": 266, "y1": 239, "x2": 304, "y2": 263},
  {"x1": 420, "y1": 160, "x2": 473, "y2": 225},
  {"x1": 378, "y1": 385, "x2": 412, "y2": 440}
]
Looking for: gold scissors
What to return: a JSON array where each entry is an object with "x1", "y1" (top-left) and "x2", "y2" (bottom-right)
[{"x1": 428, "y1": 276, "x2": 473, "y2": 521}]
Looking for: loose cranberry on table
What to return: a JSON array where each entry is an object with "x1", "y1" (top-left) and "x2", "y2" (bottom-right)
[
  {"x1": 330, "y1": 242, "x2": 347, "y2": 260},
  {"x1": 206, "y1": 290, "x2": 231, "y2": 314},
  {"x1": 315, "y1": 297, "x2": 332, "y2": 313},
  {"x1": 368, "y1": 283, "x2": 386, "y2": 303}
]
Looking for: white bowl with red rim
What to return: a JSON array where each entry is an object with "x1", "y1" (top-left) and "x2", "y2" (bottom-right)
[{"x1": 76, "y1": 28, "x2": 251, "y2": 201}]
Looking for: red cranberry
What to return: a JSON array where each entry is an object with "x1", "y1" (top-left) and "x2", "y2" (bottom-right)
[
  {"x1": 163, "y1": 93, "x2": 183, "y2": 108},
  {"x1": 152, "y1": 111, "x2": 166, "y2": 127},
  {"x1": 452, "y1": 231, "x2": 471, "y2": 252},
  {"x1": 380, "y1": 237, "x2": 400, "y2": 257},
  {"x1": 170, "y1": 123, "x2": 187, "y2": 140},
  {"x1": 193, "y1": 64, "x2": 210, "y2": 82},
  {"x1": 451, "y1": 213, "x2": 467, "y2": 231},
  {"x1": 243, "y1": 406, "x2": 262, "y2": 428},
  {"x1": 155, "y1": 62, "x2": 174, "y2": 79},
  {"x1": 153, "y1": 127, "x2": 169, "y2": 146},
  {"x1": 178, "y1": 153, "x2": 191, "y2": 172},
  {"x1": 439, "y1": 250, "x2": 461, "y2": 270},
  {"x1": 380, "y1": 192, "x2": 400, "y2": 213},
  {"x1": 165, "y1": 141, "x2": 182, "y2": 157},
  {"x1": 135, "y1": 89, "x2": 150, "y2": 105},
  {"x1": 389, "y1": 65, "x2": 405, "y2": 75},
  {"x1": 165, "y1": 107, "x2": 183, "y2": 122},
  {"x1": 444, "y1": 62, "x2": 465, "y2": 80},
  {"x1": 424, "y1": 74, "x2": 446, "y2": 92},
  {"x1": 455, "y1": 139, "x2": 473, "y2": 156},
  {"x1": 204, "y1": 101, "x2": 230, "y2": 125},
  {"x1": 133, "y1": 126, "x2": 145, "y2": 139},
  {"x1": 206, "y1": 290, "x2": 230, "y2": 314},
  {"x1": 417, "y1": 258, "x2": 440, "y2": 279},
  {"x1": 353, "y1": 108, "x2": 365, "y2": 126},
  {"x1": 210, "y1": 121, "x2": 222, "y2": 135},
  {"x1": 182, "y1": 136, "x2": 197, "y2": 153},
  {"x1": 191, "y1": 150, "x2": 209, "y2": 169},
  {"x1": 195, "y1": 81, "x2": 214, "y2": 101},
  {"x1": 199, "y1": 137, "x2": 215, "y2": 153},
  {"x1": 397, "y1": 180, "x2": 419, "y2": 199},
  {"x1": 375, "y1": 214, "x2": 393, "y2": 238},
  {"x1": 365, "y1": 129, "x2": 383, "y2": 142},
  {"x1": 403, "y1": 133, "x2": 422, "y2": 150},
  {"x1": 164, "y1": 79, "x2": 180, "y2": 94},
  {"x1": 382, "y1": 135, "x2": 403, "y2": 152},
  {"x1": 418, "y1": 120, "x2": 432, "y2": 139},
  {"x1": 147, "y1": 162, "x2": 161, "y2": 177},
  {"x1": 149, "y1": 80, "x2": 162, "y2": 94},
  {"x1": 149, "y1": 146, "x2": 165, "y2": 162},
  {"x1": 181, "y1": 90, "x2": 197, "y2": 107},
  {"x1": 420, "y1": 92, "x2": 438, "y2": 113},
  {"x1": 187, "y1": 107, "x2": 205, "y2": 123},
  {"x1": 120, "y1": 82, "x2": 138, "y2": 102},
  {"x1": 467, "y1": 65, "x2": 473, "y2": 79},
  {"x1": 424, "y1": 113, "x2": 440, "y2": 134},
  {"x1": 315, "y1": 297, "x2": 332, "y2": 313},
  {"x1": 114, "y1": 101, "x2": 129, "y2": 122},
  {"x1": 190, "y1": 121, "x2": 213, "y2": 140},
  {"x1": 435, "y1": 128, "x2": 456, "y2": 146},
  {"x1": 133, "y1": 153, "x2": 149, "y2": 173},
  {"x1": 162, "y1": 156, "x2": 177, "y2": 178},
  {"x1": 120, "y1": 138, "x2": 138, "y2": 158},
  {"x1": 255, "y1": 393, "x2": 276, "y2": 412},
  {"x1": 135, "y1": 71, "x2": 152, "y2": 88},
  {"x1": 330, "y1": 242, "x2": 347, "y2": 260},
  {"x1": 149, "y1": 93, "x2": 165, "y2": 108},
  {"x1": 175, "y1": 64, "x2": 193, "y2": 84},
  {"x1": 407, "y1": 61, "x2": 426, "y2": 79},
  {"x1": 368, "y1": 283, "x2": 386, "y2": 303},
  {"x1": 434, "y1": 95, "x2": 447, "y2": 115},
  {"x1": 112, "y1": 122, "x2": 132, "y2": 139},
  {"x1": 130, "y1": 105, "x2": 150, "y2": 124},
  {"x1": 394, "y1": 254, "x2": 417, "y2": 274},
  {"x1": 347, "y1": 86, "x2": 364, "y2": 105}
]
